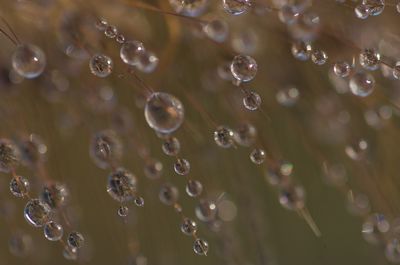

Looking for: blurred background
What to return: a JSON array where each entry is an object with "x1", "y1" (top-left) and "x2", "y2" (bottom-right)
[{"x1": 0, "y1": 0, "x2": 400, "y2": 264}]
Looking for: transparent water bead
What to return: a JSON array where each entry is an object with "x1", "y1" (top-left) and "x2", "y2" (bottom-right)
[
  {"x1": 385, "y1": 238, "x2": 400, "y2": 263},
  {"x1": 89, "y1": 54, "x2": 113, "y2": 78},
  {"x1": 120, "y1": 41, "x2": 145, "y2": 66},
  {"x1": 250, "y1": 148, "x2": 266, "y2": 164},
  {"x1": 18, "y1": 134, "x2": 47, "y2": 167},
  {"x1": 214, "y1": 126, "x2": 235, "y2": 148},
  {"x1": 144, "y1": 92, "x2": 184, "y2": 134},
  {"x1": 243, "y1": 91, "x2": 261, "y2": 111},
  {"x1": 362, "y1": 0, "x2": 385, "y2": 16},
  {"x1": 104, "y1": 25, "x2": 118, "y2": 38},
  {"x1": 24, "y1": 199, "x2": 51, "y2": 227},
  {"x1": 12, "y1": 44, "x2": 46, "y2": 79},
  {"x1": 0, "y1": 138, "x2": 20, "y2": 173},
  {"x1": 333, "y1": 61, "x2": 351, "y2": 77},
  {"x1": 291, "y1": 41, "x2": 311, "y2": 61},
  {"x1": 159, "y1": 184, "x2": 179, "y2": 206},
  {"x1": 90, "y1": 129, "x2": 122, "y2": 169},
  {"x1": 362, "y1": 213, "x2": 389, "y2": 244},
  {"x1": 181, "y1": 218, "x2": 197, "y2": 235},
  {"x1": 195, "y1": 200, "x2": 217, "y2": 222},
  {"x1": 311, "y1": 49, "x2": 328, "y2": 65},
  {"x1": 345, "y1": 139, "x2": 368, "y2": 160},
  {"x1": 279, "y1": 185, "x2": 305, "y2": 210},
  {"x1": 193, "y1": 238, "x2": 209, "y2": 255},
  {"x1": 233, "y1": 122, "x2": 257, "y2": 147},
  {"x1": 186, "y1": 179, "x2": 203, "y2": 197},
  {"x1": 44, "y1": 221, "x2": 64, "y2": 241},
  {"x1": 393, "y1": 61, "x2": 400, "y2": 79},
  {"x1": 230, "y1": 55, "x2": 258, "y2": 82},
  {"x1": 174, "y1": 158, "x2": 190, "y2": 175},
  {"x1": 107, "y1": 168, "x2": 137, "y2": 202},
  {"x1": 67, "y1": 231, "x2": 85, "y2": 248},
  {"x1": 63, "y1": 245, "x2": 78, "y2": 261},
  {"x1": 136, "y1": 50, "x2": 159, "y2": 73},
  {"x1": 162, "y1": 136, "x2": 180, "y2": 156},
  {"x1": 41, "y1": 182, "x2": 69, "y2": 209},
  {"x1": 118, "y1": 206, "x2": 129, "y2": 217},
  {"x1": 276, "y1": 86, "x2": 300, "y2": 107},
  {"x1": 169, "y1": 0, "x2": 209, "y2": 17},
  {"x1": 203, "y1": 19, "x2": 229, "y2": 43},
  {"x1": 355, "y1": 4, "x2": 370, "y2": 19},
  {"x1": 349, "y1": 72, "x2": 375, "y2": 97},
  {"x1": 144, "y1": 159, "x2": 163, "y2": 179},
  {"x1": 10, "y1": 176, "x2": 30, "y2": 198},
  {"x1": 222, "y1": 0, "x2": 252, "y2": 15},
  {"x1": 278, "y1": 5, "x2": 300, "y2": 25},
  {"x1": 359, "y1": 49, "x2": 380, "y2": 71}
]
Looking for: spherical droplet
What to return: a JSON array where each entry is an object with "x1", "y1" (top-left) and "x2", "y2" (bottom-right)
[
  {"x1": 107, "y1": 168, "x2": 137, "y2": 202},
  {"x1": 278, "y1": 5, "x2": 300, "y2": 25},
  {"x1": 89, "y1": 54, "x2": 113, "y2": 78},
  {"x1": 162, "y1": 136, "x2": 181, "y2": 156},
  {"x1": 117, "y1": 206, "x2": 129, "y2": 217},
  {"x1": 136, "y1": 50, "x2": 159, "y2": 73},
  {"x1": 359, "y1": 49, "x2": 380, "y2": 71},
  {"x1": 393, "y1": 62, "x2": 400, "y2": 79},
  {"x1": 333, "y1": 61, "x2": 351, "y2": 77},
  {"x1": 134, "y1": 196, "x2": 145, "y2": 207},
  {"x1": 193, "y1": 238, "x2": 209, "y2": 255},
  {"x1": 195, "y1": 200, "x2": 217, "y2": 222},
  {"x1": 222, "y1": 0, "x2": 251, "y2": 15},
  {"x1": 90, "y1": 129, "x2": 123, "y2": 169},
  {"x1": 120, "y1": 40, "x2": 145, "y2": 66},
  {"x1": 12, "y1": 44, "x2": 46, "y2": 79},
  {"x1": 44, "y1": 221, "x2": 64, "y2": 241},
  {"x1": 174, "y1": 158, "x2": 190, "y2": 175},
  {"x1": 169, "y1": 0, "x2": 208, "y2": 17},
  {"x1": 63, "y1": 245, "x2": 78, "y2": 261},
  {"x1": 276, "y1": 86, "x2": 300, "y2": 107},
  {"x1": 144, "y1": 159, "x2": 163, "y2": 179},
  {"x1": 10, "y1": 176, "x2": 30, "y2": 198},
  {"x1": 279, "y1": 185, "x2": 305, "y2": 210},
  {"x1": 362, "y1": 0, "x2": 385, "y2": 16},
  {"x1": 385, "y1": 238, "x2": 400, "y2": 263},
  {"x1": 362, "y1": 213, "x2": 389, "y2": 244},
  {"x1": 214, "y1": 126, "x2": 234, "y2": 148},
  {"x1": 186, "y1": 179, "x2": 203, "y2": 197},
  {"x1": 355, "y1": 4, "x2": 370, "y2": 19},
  {"x1": 104, "y1": 25, "x2": 118, "y2": 38},
  {"x1": 230, "y1": 55, "x2": 258, "y2": 82},
  {"x1": 181, "y1": 218, "x2": 197, "y2": 235},
  {"x1": 291, "y1": 41, "x2": 311, "y2": 61},
  {"x1": 116, "y1": 34, "x2": 125, "y2": 44},
  {"x1": 24, "y1": 199, "x2": 51, "y2": 227},
  {"x1": 349, "y1": 72, "x2": 375, "y2": 97},
  {"x1": 0, "y1": 138, "x2": 20, "y2": 173},
  {"x1": 233, "y1": 122, "x2": 257, "y2": 147},
  {"x1": 95, "y1": 18, "x2": 108, "y2": 31},
  {"x1": 67, "y1": 231, "x2": 85, "y2": 249},
  {"x1": 250, "y1": 148, "x2": 266, "y2": 165},
  {"x1": 203, "y1": 19, "x2": 229, "y2": 43},
  {"x1": 144, "y1": 92, "x2": 185, "y2": 134},
  {"x1": 159, "y1": 184, "x2": 179, "y2": 206},
  {"x1": 243, "y1": 91, "x2": 261, "y2": 111},
  {"x1": 345, "y1": 139, "x2": 368, "y2": 160},
  {"x1": 41, "y1": 182, "x2": 69, "y2": 209},
  {"x1": 311, "y1": 49, "x2": 328, "y2": 65},
  {"x1": 18, "y1": 134, "x2": 47, "y2": 168}
]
